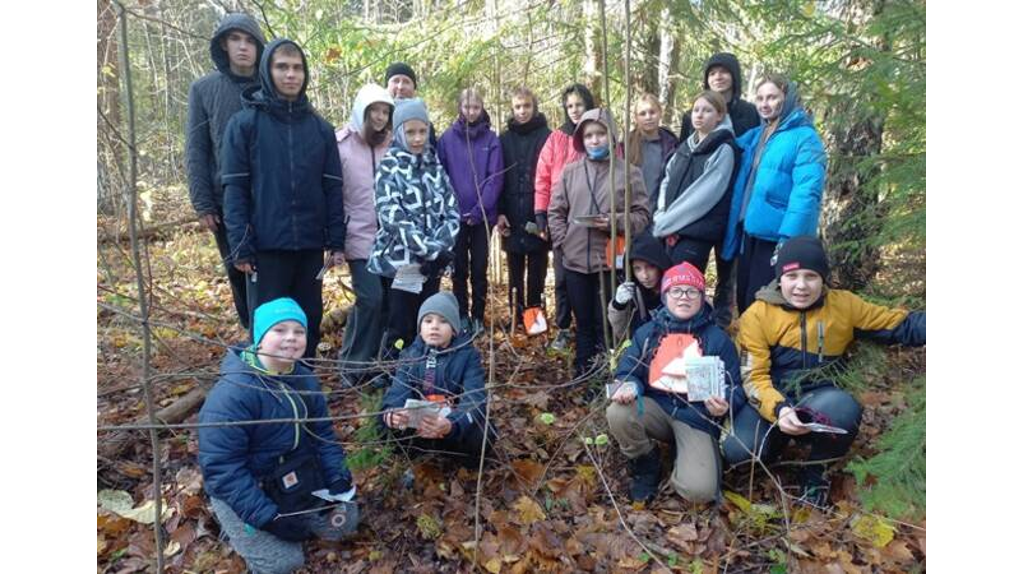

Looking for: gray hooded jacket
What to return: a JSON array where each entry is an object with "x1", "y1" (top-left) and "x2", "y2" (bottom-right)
[{"x1": 185, "y1": 14, "x2": 266, "y2": 216}]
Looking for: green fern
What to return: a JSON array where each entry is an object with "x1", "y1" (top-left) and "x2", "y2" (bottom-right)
[
  {"x1": 346, "y1": 389, "x2": 392, "y2": 472},
  {"x1": 846, "y1": 377, "x2": 926, "y2": 520}
]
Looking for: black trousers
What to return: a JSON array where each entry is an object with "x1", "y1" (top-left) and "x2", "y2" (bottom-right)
[
  {"x1": 736, "y1": 234, "x2": 779, "y2": 316},
  {"x1": 453, "y1": 223, "x2": 490, "y2": 321},
  {"x1": 721, "y1": 384, "x2": 863, "y2": 470},
  {"x1": 507, "y1": 249, "x2": 548, "y2": 316},
  {"x1": 552, "y1": 249, "x2": 572, "y2": 329},
  {"x1": 667, "y1": 236, "x2": 716, "y2": 272},
  {"x1": 381, "y1": 274, "x2": 442, "y2": 357},
  {"x1": 212, "y1": 220, "x2": 251, "y2": 329},
  {"x1": 248, "y1": 250, "x2": 324, "y2": 358},
  {"x1": 339, "y1": 259, "x2": 385, "y2": 364},
  {"x1": 564, "y1": 268, "x2": 612, "y2": 376}
]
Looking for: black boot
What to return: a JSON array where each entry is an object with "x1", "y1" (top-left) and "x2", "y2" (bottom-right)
[
  {"x1": 797, "y1": 464, "x2": 831, "y2": 509},
  {"x1": 627, "y1": 448, "x2": 662, "y2": 503}
]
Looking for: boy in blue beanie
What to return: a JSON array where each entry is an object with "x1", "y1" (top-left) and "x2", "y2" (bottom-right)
[
  {"x1": 198, "y1": 298, "x2": 358, "y2": 573},
  {"x1": 379, "y1": 292, "x2": 492, "y2": 465}
]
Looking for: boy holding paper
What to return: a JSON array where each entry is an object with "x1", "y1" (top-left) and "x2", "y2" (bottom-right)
[
  {"x1": 380, "y1": 292, "x2": 492, "y2": 464},
  {"x1": 606, "y1": 262, "x2": 744, "y2": 504}
]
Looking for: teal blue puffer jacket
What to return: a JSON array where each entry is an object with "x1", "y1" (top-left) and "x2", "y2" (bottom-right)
[{"x1": 722, "y1": 86, "x2": 826, "y2": 260}]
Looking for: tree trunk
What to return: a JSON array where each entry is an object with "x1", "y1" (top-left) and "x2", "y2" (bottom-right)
[
  {"x1": 97, "y1": 0, "x2": 121, "y2": 214},
  {"x1": 657, "y1": 6, "x2": 680, "y2": 126}
]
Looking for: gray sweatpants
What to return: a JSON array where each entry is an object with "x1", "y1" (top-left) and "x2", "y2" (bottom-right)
[
  {"x1": 209, "y1": 497, "x2": 359, "y2": 574},
  {"x1": 606, "y1": 398, "x2": 721, "y2": 503}
]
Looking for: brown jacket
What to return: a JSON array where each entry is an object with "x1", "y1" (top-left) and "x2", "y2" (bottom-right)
[{"x1": 548, "y1": 108, "x2": 650, "y2": 274}]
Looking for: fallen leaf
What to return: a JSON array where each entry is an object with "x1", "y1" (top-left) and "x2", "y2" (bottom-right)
[
  {"x1": 512, "y1": 495, "x2": 546, "y2": 525},
  {"x1": 484, "y1": 557, "x2": 502, "y2": 573},
  {"x1": 98, "y1": 490, "x2": 172, "y2": 525},
  {"x1": 511, "y1": 459, "x2": 545, "y2": 486},
  {"x1": 722, "y1": 490, "x2": 752, "y2": 514},
  {"x1": 851, "y1": 514, "x2": 896, "y2": 548},
  {"x1": 667, "y1": 523, "x2": 699, "y2": 548}
]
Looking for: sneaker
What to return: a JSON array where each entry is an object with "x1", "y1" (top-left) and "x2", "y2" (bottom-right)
[
  {"x1": 627, "y1": 449, "x2": 663, "y2": 503},
  {"x1": 551, "y1": 329, "x2": 573, "y2": 352}
]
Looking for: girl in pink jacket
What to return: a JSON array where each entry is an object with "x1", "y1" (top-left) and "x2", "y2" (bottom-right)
[{"x1": 336, "y1": 84, "x2": 394, "y2": 373}]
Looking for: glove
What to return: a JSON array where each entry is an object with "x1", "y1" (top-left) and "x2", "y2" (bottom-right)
[
  {"x1": 770, "y1": 240, "x2": 786, "y2": 266},
  {"x1": 535, "y1": 212, "x2": 548, "y2": 235},
  {"x1": 262, "y1": 514, "x2": 314, "y2": 542},
  {"x1": 614, "y1": 282, "x2": 636, "y2": 305},
  {"x1": 327, "y1": 477, "x2": 352, "y2": 497}
]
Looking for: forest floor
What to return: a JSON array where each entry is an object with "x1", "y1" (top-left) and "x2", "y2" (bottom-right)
[{"x1": 97, "y1": 191, "x2": 925, "y2": 574}]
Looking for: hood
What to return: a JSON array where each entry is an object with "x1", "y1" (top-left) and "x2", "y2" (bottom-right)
[
  {"x1": 652, "y1": 302, "x2": 715, "y2": 334},
  {"x1": 350, "y1": 83, "x2": 395, "y2": 134},
  {"x1": 210, "y1": 13, "x2": 266, "y2": 80},
  {"x1": 560, "y1": 83, "x2": 596, "y2": 133},
  {"x1": 702, "y1": 52, "x2": 743, "y2": 104},
  {"x1": 254, "y1": 39, "x2": 310, "y2": 104},
  {"x1": 630, "y1": 230, "x2": 672, "y2": 272},
  {"x1": 572, "y1": 108, "x2": 620, "y2": 154},
  {"x1": 451, "y1": 109, "x2": 494, "y2": 139},
  {"x1": 754, "y1": 278, "x2": 829, "y2": 311},
  {"x1": 773, "y1": 81, "x2": 804, "y2": 128},
  {"x1": 391, "y1": 98, "x2": 431, "y2": 153},
  {"x1": 506, "y1": 111, "x2": 549, "y2": 134}
]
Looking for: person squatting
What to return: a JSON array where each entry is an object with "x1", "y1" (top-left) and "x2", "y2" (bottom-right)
[{"x1": 187, "y1": 14, "x2": 926, "y2": 572}]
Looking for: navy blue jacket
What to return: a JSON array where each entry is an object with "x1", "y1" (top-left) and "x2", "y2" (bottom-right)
[
  {"x1": 198, "y1": 349, "x2": 352, "y2": 528},
  {"x1": 221, "y1": 39, "x2": 345, "y2": 263},
  {"x1": 616, "y1": 305, "x2": 745, "y2": 437},
  {"x1": 380, "y1": 334, "x2": 489, "y2": 439}
]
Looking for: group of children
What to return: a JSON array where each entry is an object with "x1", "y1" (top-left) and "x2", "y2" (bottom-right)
[{"x1": 186, "y1": 14, "x2": 926, "y2": 573}]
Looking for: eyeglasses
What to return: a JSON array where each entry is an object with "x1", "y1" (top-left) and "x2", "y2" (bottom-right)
[{"x1": 666, "y1": 286, "x2": 702, "y2": 300}]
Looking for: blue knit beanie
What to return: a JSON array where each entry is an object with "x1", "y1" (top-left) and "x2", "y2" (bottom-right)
[
  {"x1": 392, "y1": 97, "x2": 430, "y2": 152},
  {"x1": 252, "y1": 298, "x2": 308, "y2": 348}
]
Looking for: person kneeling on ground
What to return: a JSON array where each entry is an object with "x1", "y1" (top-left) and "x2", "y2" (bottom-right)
[
  {"x1": 608, "y1": 263, "x2": 745, "y2": 504},
  {"x1": 607, "y1": 230, "x2": 673, "y2": 345},
  {"x1": 721, "y1": 236, "x2": 926, "y2": 508},
  {"x1": 380, "y1": 292, "x2": 493, "y2": 465},
  {"x1": 198, "y1": 298, "x2": 358, "y2": 574}
]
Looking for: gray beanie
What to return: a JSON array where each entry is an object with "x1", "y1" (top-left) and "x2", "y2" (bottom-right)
[
  {"x1": 392, "y1": 97, "x2": 430, "y2": 152},
  {"x1": 417, "y1": 291, "x2": 461, "y2": 335}
]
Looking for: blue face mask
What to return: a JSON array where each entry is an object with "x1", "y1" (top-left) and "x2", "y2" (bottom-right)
[{"x1": 587, "y1": 145, "x2": 610, "y2": 160}]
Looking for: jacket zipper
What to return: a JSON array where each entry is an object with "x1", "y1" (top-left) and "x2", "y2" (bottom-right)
[
  {"x1": 800, "y1": 311, "x2": 808, "y2": 370},
  {"x1": 288, "y1": 101, "x2": 297, "y2": 247},
  {"x1": 277, "y1": 381, "x2": 302, "y2": 463},
  {"x1": 817, "y1": 320, "x2": 824, "y2": 364}
]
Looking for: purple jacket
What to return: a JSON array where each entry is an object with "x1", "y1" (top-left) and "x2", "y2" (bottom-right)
[{"x1": 437, "y1": 110, "x2": 505, "y2": 225}]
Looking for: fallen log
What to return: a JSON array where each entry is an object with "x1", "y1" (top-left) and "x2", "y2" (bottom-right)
[{"x1": 98, "y1": 381, "x2": 209, "y2": 461}]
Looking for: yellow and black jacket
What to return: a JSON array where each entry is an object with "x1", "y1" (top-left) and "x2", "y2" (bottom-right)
[{"x1": 738, "y1": 281, "x2": 926, "y2": 422}]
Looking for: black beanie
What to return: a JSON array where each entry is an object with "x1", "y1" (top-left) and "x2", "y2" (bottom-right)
[
  {"x1": 775, "y1": 236, "x2": 830, "y2": 281},
  {"x1": 385, "y1": 62, "x2": 417, "y2": 88}
]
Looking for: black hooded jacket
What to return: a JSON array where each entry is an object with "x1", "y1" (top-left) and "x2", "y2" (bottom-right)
[
  {"x1": 499, "y1": 112, "x2": 552, "y2": 253},
  {"x1": 679, "y1": 53, "x2": 760, "y2": 141},
  {"x1": 185, "y1": 14, "x2": 266, "y2": 216},
  {"x1": 220, "y1": 39, "x2": 346, "y2": 263}
]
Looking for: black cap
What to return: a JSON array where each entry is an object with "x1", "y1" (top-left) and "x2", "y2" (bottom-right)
[
  {"x1": 775, "y1": 236, "x2": 830, "y2": 281},
  {"x1": 385, "y1": 62, "x2": 417, "y2": 88}
]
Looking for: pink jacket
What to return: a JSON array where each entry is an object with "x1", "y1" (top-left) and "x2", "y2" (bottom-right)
[{"x1": 336, "y1": 84, "x2": 394, "y2": 260}]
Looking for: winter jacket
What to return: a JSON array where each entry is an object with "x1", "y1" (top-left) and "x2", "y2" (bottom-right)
[
  {"x1": 679, "y1": 53, "x2": 760, "y2": 141},
  {"x1": 221, "y1": 39, "x2": 345, "y2": 263},
  {"x1": 499, "y1": 112, "x2": 552, "y2": 254},
  {"x1": 738, "y1": 281, "x2": 926, "y2": 422},
  {"x1": 722, "y1": 83, "x2": 827, "y2": 260},
  {"x1": 533, "y1": 128, "x2": 583, "y2": 216},
  {"x1": 623, "y1": 127, "x2": 679, "y2": 213},
  {"x1": 547, "y1": 109, "x2": 651, "y2": 274},
  {"x1": 380, "y1": 334, "x2": 490, "y2": 440},
  {"x1": 437, "y1": 110, "x2": 505, "y2": 226},
  {"x1": 616, "y1": 305, "x2": 745, "y2": 437},
  {"x1": 198, "y1": 348, "x2": 353, "y2": 529},
  {"x1": 366, "y1": 146, "x2": 460, "y2": 278},
  {"x1": 607, "y1": 230, "x2": 672, "y2": 342},
  {"x1": 185, "y1": 14, "x2": 266, "y2": 217},
  {"x1": 652, "y1": 117, "x2": 739, "y2": 243},
  {"x1": 337, "y1": 84, "x2": 394, "y2": 261}
]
